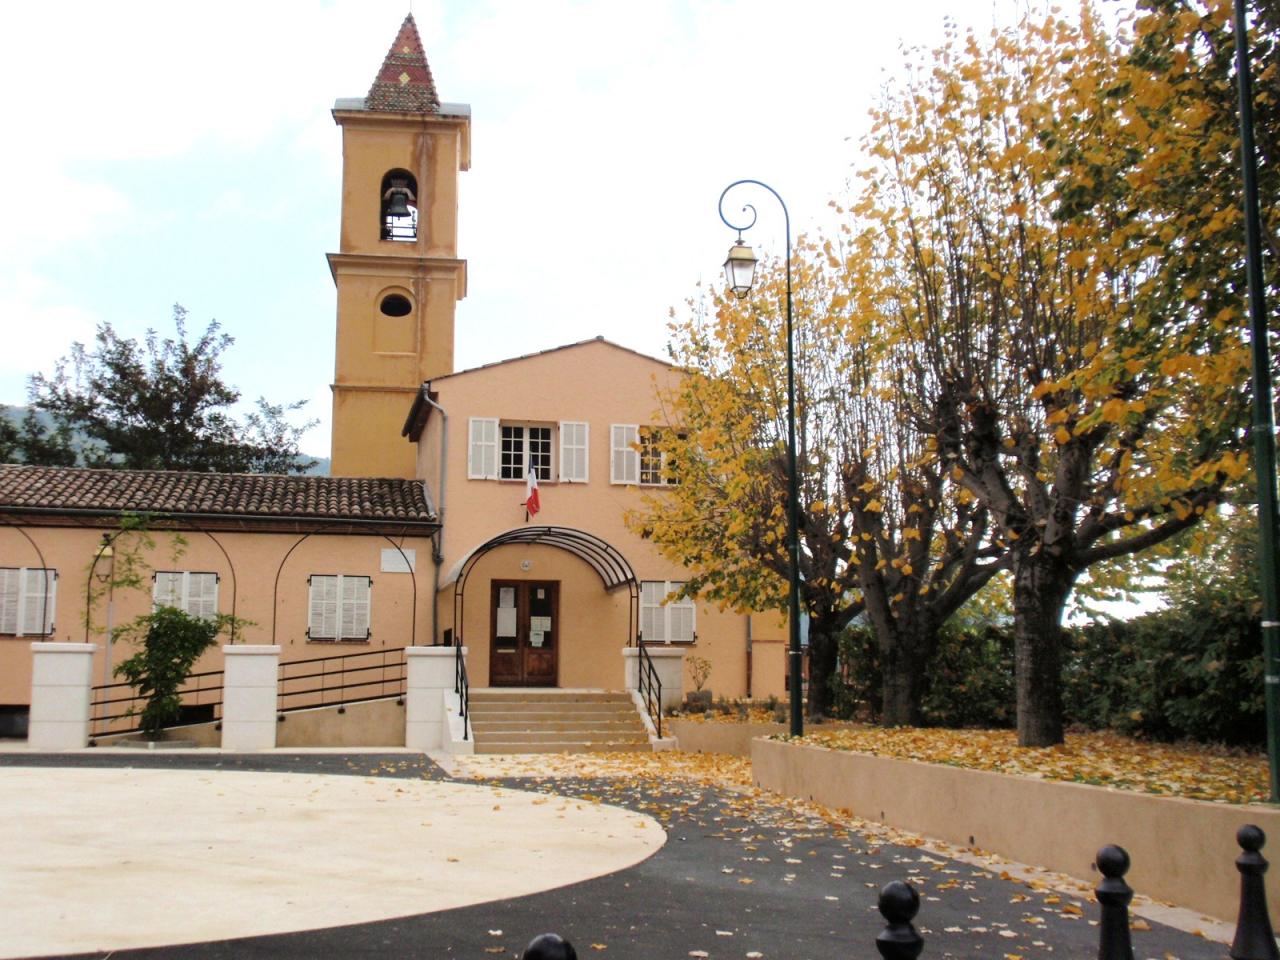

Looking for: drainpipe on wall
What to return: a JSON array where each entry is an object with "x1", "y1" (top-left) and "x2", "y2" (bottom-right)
[
  {"x1": 420, "y1": 385, "x2": 449, "y2": 646},
  {"x1": 745, "y1": 614, "x2": 753, "y2": 700}
]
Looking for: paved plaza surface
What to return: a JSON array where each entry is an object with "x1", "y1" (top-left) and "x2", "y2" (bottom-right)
[{"x1": 0, "y1": 750, "x2": 1238, "y2": 959}]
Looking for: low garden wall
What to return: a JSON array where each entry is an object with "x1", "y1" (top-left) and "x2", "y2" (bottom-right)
[
  {"x1": 670, "y1": 720, "x2": 856, "y2": 756},
  {"x1": 752, "y1": 737, "x2": 1280, "y2": 924}
]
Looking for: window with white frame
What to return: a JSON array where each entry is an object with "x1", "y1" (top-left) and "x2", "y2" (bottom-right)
[
  {"x1": 153, "y1": 571, "x2": 219, "y2": 619},
  {"x1": 470, "y1": 417, "x2": 559, "y2": 481},
  {"x1": 307, "y1": 575, "x2": 372, "y2": 641},
  {"x1": 501, "y1": 424, "x2": 552, "y2": 481},
  {"x1": 0, "y1": 567, "x2": 57, "y2": 636},
  {"x1": 559, "y1": 421, "x2": 589, "y2": 482},
  {"x1": 612, "y1": 425, "x2": 680, "y2": 485},
  {"x1": 640, "y1": 580, "x2": 695, "y2": 644}
]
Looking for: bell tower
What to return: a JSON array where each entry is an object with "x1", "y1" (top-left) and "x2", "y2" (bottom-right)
[{"x1": 328, "y1": 14, "x2": 470, "y2": 478}]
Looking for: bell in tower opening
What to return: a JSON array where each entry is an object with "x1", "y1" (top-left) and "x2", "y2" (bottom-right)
[{"x1": 381, "y1": 170, "x2": 418, "y2": 241}]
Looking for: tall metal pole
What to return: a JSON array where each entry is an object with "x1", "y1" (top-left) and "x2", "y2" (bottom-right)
[
  {"x1": 1233, "y1": 0, "x2": 1280, "y2": 801},
  {"x1": 719, "y1": 180, "x2": 803, "y2": 737}
]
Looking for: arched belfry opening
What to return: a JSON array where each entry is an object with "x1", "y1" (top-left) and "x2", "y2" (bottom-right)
[{"x1": 380, "y1": 169, "x2": 418, "y2": 241}]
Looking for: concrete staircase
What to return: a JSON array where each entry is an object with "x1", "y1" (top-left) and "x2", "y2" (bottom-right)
[{"x1": 467, "y1": 689, "x2": 651, "y2": 754}]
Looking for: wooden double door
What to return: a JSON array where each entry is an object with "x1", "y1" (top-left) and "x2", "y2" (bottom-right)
[{"x1": 489, "y1": 580, "x2": 559, "y2": 686}]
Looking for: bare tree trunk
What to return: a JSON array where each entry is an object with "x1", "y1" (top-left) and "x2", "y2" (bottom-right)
[
  {"x1": 881, "y1": 653, "x2": 926, "y2": 726},
  {"x1": 1012, "y1": 552, "x2": 1074, "y2": 747}
]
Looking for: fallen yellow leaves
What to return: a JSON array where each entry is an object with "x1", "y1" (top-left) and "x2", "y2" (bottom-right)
[{"x1": 796, "y1": 726, "x2": 1269, "y2": 804}]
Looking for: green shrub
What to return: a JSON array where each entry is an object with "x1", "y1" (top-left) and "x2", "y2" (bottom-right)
[{"x1": 919, "y1": 625, "x2": 1016, "y2": 729}]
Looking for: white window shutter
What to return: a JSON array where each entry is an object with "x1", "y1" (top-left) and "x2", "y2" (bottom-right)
[
  {"x1": 640, "y1": 580, "x2": 663, "y2": 642},
  {"x1": 188, "y1": 573, "x2": 219, "y2": 619},
  {"x1": 611, "y1": 424, "x2": 639, "y2": 485},
  {"x1": 468, "y1": 418, "x2": 498, "y2": 479},
  {"x1": 340, "y1": 576, "x2": 371, "y2": 639},
  {"x1": 0, "y1": 569, "x2": 18, "y2": 635},
  {"x1": 670, "y1": 598, "x2": 695, "y2": 643},
  {"x1": 559, "y1": 421, "x2": 589, "y2": 482},
  {"x1": 154, "y1": 572, "x2": 182, "y2": 608},
  {"x1": 308, "y1": 576, "x2": 338, "y2": 639},
  {"x1": 19, "y1": 568, "x2": 55, "y2": 636}
]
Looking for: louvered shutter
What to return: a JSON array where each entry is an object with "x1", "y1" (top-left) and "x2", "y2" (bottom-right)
[
  {"x1": 559, "y1": 421, "x2": 589, "y2": 482},
  {"x1": 468, "y1": 418, "x2": 498, "y2": 479},
  {"x1": 611, "y1": 424, "x2": 639, "y2": 484},
  {"x1": 153, "y1": 571, "x2": 183, "y2": 609},
  {"x1": 669, "y1": 582, "x2": 695, "y2": 643},
  {"x1": 187, "y1": 573, "x2": 219, "y2": 619},
  {"x1": 340, "y1": 576, "x2": 371, "y2": 640},
  {"x1": 0, "y1": 569, "x2": 19, "y2": 635},
  {"x1": 639, "y1": 581, "x2": 663, "y2": 642},
  {"x1": 308, "y1": 575, "x2": 338, "y2": 639},
  {"x1": 20, "y1": 568, "x2": 55, "y2": 636}
]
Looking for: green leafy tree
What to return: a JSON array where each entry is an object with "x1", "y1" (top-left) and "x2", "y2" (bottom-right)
[
  {"x1": 0, "y1": 406, "x2": 76, "y2": 466},
  {"x1": 28, "y1": 304, "x2": 317, "y2": 473},
  {"x1": 113, "y1": 607, "x2": 232, "y2": 738}
]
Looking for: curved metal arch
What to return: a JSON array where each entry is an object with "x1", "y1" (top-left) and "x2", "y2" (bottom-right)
[
  {"x1": 380, "y1": 535, "x2": 418, "y2": 648},
  {"x1": 272, "y1": 534, "x2": 313, "y2": 645},
  {"x1": 447, "y1": 526, "x2": 640, "y2": 650}
]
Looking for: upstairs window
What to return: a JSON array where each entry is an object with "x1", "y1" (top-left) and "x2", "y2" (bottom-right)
[
  {"x1": 470, "y1": 418, "x2": 559, "y2": 481},
  {"x1": 640, "y1": 580, "x2": 695, "y2": 644},
  {"x1": 612, "y1": 425, "x2": 681, "y2": 485},
  {"x1": 0, "y1": 567, "x2": 57, "y2": 636},
  {"x1": 380, "y1": 169, "x2": 418, "y2": 242},
  {"x1": 153, "y1": 571, "x2": 219, "y2": 619},
  {"x1": 501, "y1": 424, "x2": 552, "y2": 481},
  {"x1": 308, "y1": 575, "x2": 371, "y2": 642}
]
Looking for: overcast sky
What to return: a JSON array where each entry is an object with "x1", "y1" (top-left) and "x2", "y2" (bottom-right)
[{"x1": 2, "y1": 0, "x2": 1056, "y2": 459}]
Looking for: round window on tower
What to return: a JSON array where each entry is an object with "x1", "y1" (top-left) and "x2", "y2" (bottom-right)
[{"x1": 380, "y1": 294, "x2": 413, "y2": 317}]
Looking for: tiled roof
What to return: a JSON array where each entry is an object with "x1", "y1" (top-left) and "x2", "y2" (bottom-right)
[
  {"x1": 365, "y1": 13, "x2": 441, "y2": 114},
  {"x1": 0, "y1": 465, "x2": 437, "y2": 528}
]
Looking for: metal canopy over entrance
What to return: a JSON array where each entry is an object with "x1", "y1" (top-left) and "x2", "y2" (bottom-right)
[{"x1": 447, "y1": 525, "x2": 640, "y2": 656}]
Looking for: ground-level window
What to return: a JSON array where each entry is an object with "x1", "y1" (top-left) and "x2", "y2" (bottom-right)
[
  {"x1": 0, "y1": 567, "x2": 57, "y2": 636},
  {"x1": 640, "y1": 580, "x2": 695, "y2": 644},
  {"x1": 307, "y1": 575, "x2": 372, "y2": 641},
  {"x1": 153, "y1": 571, "x2": 219, "y2": 619}
]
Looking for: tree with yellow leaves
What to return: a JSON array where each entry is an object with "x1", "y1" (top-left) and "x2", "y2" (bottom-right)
[
  {"x1": 633, "y1": 243, "x2": 1004, "y2": 723},
  {"x1": 851, "y1": 3, "x2": 1263, "y2": 746}
]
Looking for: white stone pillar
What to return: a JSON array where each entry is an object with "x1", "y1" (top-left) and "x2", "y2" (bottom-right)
[
  {"x1": 221, "y1": 645, "x2": 281, "y2": 751},
  {"x1": 406, "y1": 646, "x2": 463, "y2": 751},
  {"x1": 623, "y1": 646, "x2": 686, "y2": 713},
  {"x1": 29, "y1": 642, "x2": 97, "y2": 750}
]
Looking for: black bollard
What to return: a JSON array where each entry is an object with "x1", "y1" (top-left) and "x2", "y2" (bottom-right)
[
  {"x1": 1230, "y1": 824, "x2": 1280, "y2": 960},
  {"x1": 877, "y1": 879, "x2": 924, "y2": 959},
  {"x1": 1095, "y1": 844, "x2": 1135, "y2": 960},
  {"x1": 522, "y1": 933, "x2": 578, "y2": 960}
]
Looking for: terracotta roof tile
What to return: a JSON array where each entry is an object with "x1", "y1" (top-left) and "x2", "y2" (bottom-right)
[
  {"x1": 0, "y1": 465, "x2": 436, "y2": 528},
  {"x1": 365, "y1": 13, "x2": 441, "y2": 114}
]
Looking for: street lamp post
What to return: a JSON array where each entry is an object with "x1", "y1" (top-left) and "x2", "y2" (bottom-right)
[
  {"x1": 718, "y1": 179, "x2": 804, "y2": 738},
  {"x1": 1232, "y1": 0, "x2": 1280, "y2": 802}
]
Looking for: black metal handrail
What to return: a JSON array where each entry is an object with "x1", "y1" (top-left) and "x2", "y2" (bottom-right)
[
  {"x1": 90, "y1": 668, "x2": 225, "y2": 738},
  {"x1": 455, "y1": 642, "x2": 470, "y2": 741},
  {"x1": 636, "y1": 635, "x2": 662, "y2": 739},
  {"x1": 277, "y1": 646, "x2": 406, "y2": 714}
]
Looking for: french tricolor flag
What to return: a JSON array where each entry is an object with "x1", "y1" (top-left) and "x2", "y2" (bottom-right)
[{"x1": 524, "y1": 468, "x2": 540, "y2": 520}]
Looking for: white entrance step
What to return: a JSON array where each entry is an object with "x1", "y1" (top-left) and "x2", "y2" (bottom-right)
[{"x1": 467, "y1": 689, "x2": 651, "y2": 754}]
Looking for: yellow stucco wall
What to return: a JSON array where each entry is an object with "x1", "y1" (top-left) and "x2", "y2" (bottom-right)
[
  {"x1": 0, "y1": 524, "x2": 432, "y2": 709},
  {"x1": 329, "y1": 109, "x2": 469, "y2": 479}
]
